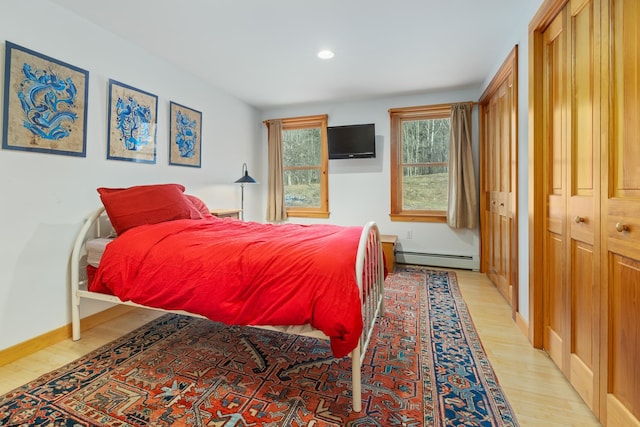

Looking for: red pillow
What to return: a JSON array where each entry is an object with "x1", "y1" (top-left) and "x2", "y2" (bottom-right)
[
  {"x1": 98, "y1": 184, "x2": 202, "y2": 234},
  {"x1": 185, "y1": 194, "x2": 213, "y2": 218}
]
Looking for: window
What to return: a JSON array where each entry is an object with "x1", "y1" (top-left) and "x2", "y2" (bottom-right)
[
  {"x1": 281, "y1": 114, "x2": 329, "y2": 218},
  {"x1": 389, "y1": 104, "x2": 451, "y2": 222}
]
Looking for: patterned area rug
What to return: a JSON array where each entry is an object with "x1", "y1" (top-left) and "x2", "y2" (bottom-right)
[{"x1": 0, "y1": 267, "x2": 518, "y2": 426}]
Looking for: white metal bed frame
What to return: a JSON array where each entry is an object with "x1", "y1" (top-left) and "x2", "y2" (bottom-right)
[{"x1": 70, "y1": 207, "x2": 385, "y2": 412}]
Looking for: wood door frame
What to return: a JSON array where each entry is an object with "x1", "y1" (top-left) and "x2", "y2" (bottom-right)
[
  {"x1": 529, "y1": 0, "x2": 569, "y2": 347},
  {"x1": 478, "y1": 45, "x2": 519, "y2": 320}
]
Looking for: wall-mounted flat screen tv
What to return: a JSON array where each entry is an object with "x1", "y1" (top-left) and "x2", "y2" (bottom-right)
[{"x1": 327, "y1": 123, "x2": 376, "y2": 159}]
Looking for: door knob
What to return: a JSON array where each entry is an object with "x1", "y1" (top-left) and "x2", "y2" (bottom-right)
[
  {"x1": 615, "y1": 222, "x2": 629, "y2": 232},
  {"x1": 574, "y1": 216, "x2": 585, "y2": 224}
]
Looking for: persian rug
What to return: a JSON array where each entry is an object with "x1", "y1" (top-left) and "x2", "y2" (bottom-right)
[{"x1": 0, "y1": 267, "x2": 518, "y2": 426}]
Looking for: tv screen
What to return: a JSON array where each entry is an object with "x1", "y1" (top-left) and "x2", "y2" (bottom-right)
[{"x1": 327, "y1": 123, "x2": 376, "y2": 159}]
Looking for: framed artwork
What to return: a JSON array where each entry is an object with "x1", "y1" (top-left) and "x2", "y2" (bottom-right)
[
  {"x1": 107, "y1": 79, "x2": 157, "y2": 164},
  {"x1": 2, "y1": 41, "x2": 89, "y2": 157},
  {"x1": 169, "y1": 101, "x2": 202, "y2": 168}
]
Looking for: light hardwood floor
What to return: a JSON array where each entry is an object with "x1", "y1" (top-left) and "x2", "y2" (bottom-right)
[
  {"x1": 0, "y1": 269, "x2": 601, "y2": 426},
  {"x1": 453, "y1": 269, "x2": 601, "y2": 427}
]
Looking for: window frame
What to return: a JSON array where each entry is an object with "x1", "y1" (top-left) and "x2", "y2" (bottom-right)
[
  {"x1": 280, "y1": 114, "x2": 329, "y2": 218},
  {"x1": 389, "y1": 103, "x2": 452, "y2": 222}
]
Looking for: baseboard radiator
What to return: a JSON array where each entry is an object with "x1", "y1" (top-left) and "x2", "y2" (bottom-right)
[{"x1": 396, "y1": 251, "x2": 479, "y2": 271}]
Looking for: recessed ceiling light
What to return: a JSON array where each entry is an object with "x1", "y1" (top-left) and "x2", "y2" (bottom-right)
[{"x1": 317, "y1": 49, "x2": 335, "y2": 59}]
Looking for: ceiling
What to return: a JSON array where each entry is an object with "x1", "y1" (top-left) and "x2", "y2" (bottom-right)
[{"x1": 50, "y1": 0, "x2": 536, "y2": 109}]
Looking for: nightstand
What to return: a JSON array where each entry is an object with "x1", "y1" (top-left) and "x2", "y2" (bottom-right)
[
  {"x1": 380, "y1": 234, "x2": 398, "y2": 274},
  {"x1": 210, "y1": 209, "x2": 241, "y2": 219}
]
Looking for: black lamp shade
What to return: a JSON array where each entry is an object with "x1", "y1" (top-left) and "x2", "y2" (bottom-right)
[
  {"x1": 234, "y1": 163, "x2": 256, "y2": 184},
  {"x1": 235, "y1": 171, "x2": 256, "y2": 184}
]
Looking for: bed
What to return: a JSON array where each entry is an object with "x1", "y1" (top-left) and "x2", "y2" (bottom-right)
[{"x1": 70, "y1": 184, "x2": 385, "y2": 413}]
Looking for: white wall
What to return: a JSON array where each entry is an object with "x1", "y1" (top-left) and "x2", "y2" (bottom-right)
[
  {"x1": 0, "y1": 0, "x2": 546, "y2": 352},
  {"x1": 265, "y1": 0, "x2": 546, "y2": 326},
  {"x1": 0, "y1": 0, "x2": 261, "y2": 350},
  {"x1": 261, "y1": 86, "x2": 482, "y2": 265}
]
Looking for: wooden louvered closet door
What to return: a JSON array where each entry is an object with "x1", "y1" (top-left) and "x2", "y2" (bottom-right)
[
  {"x1": 566, "y1": 0, "x2": 601, "y2": 413},
  {"x1": 540, "y1": 0, "x2": 601, "y2": 415},
  {"x1": 541, "y1": 9, "x2": 567, "y2": 373},
  {"x1": 479, "y1": 47, "x2": 518, "y2": 316},
  {"x1": 533, "y1": 0, "x2": 640, "y2": 424},
  {"x1": 601, "y1": 0, "x2": 640, "y2": 424}
]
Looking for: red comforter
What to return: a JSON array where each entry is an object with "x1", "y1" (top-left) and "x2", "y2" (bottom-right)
[{"x1": 89, "y1": 217, "x2": 364, "y2": 358}]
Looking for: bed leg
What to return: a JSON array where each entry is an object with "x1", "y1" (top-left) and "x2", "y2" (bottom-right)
[
  {"x1": 71, "y1": 295, "x2": 81, "y2": 341},
  {"x1": 351, "y1": 346, "x2": 362, "y2": 412}
]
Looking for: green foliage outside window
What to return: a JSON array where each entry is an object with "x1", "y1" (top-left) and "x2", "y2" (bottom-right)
[
  {"x1": 282, "y1": 128, "x2": 321, "y2": 207},
  {"x1": 401, "y1": 119, "x2": 450, "y2": 211}
]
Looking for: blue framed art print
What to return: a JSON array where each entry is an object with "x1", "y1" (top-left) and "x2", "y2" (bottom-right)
[
  {"x1": 107, "y1": 79, "x2": 158, "y2": 164},
  {"x1": 169, "y1": 101, "x2": 202, "y2": 168},
  {"x1": 2, "y1": 41, "x2": 89, "y2": 157}
]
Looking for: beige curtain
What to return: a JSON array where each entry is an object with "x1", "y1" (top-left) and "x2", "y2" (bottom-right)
[
  {"x1": 265, "y1": 119, "x2": 287, "y2": 222},
  {"x1": 447, "y1": 103, "x2": 477, "y2": 229}
]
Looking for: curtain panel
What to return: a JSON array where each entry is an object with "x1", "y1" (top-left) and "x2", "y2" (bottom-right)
[
  {"x1": 265, "y1": 119, "x2": 287, "y2": 222},
  {"x1": 447, "y1": 103, "x2": 478, "y2": 228}
]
